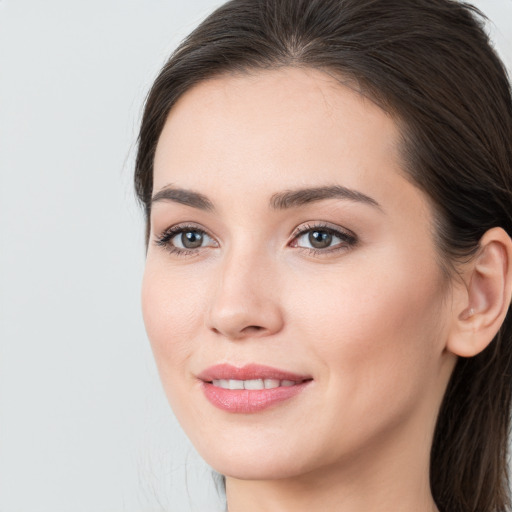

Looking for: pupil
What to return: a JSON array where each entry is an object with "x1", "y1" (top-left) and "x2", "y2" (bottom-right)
[
  {"x1": 309, "y1": 230, "x2": 332, "y2": 248},
  {"x1": 182, "y1": 231, "x2": 203, "y2": 248}
]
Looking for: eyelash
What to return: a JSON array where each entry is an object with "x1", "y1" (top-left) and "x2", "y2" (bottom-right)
[
  {"x1": 154, "y1": 222, "x2": 358, "y2": 257},
  {"x1": 290, "y1": 222, "x2": 358, "y2": 256},
  {"x1": 155, "y1": 223, "x2": 217, "y2": 257}
]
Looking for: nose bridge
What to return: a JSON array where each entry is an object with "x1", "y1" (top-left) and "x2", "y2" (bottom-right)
[{"x1": 206, "y1": 241, "x2": 283, "y2": 339}]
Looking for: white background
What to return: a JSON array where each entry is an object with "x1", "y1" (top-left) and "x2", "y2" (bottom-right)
[{"x1": 0, "y1": 1, "x2": 511, "y2": 511}]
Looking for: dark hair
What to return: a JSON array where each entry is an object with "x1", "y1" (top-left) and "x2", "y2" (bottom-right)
[{"x1": 134, "y1": 1, "x2": 512, "y2": 510}]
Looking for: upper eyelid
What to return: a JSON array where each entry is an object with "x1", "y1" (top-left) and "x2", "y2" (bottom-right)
[
  {"x1": 159, "y1": 222, "x2": 213, "y2": 237},
  {"x1": 157, "y1": 221, "x2": 352, "y2": 237},
  {"x1": 291, "y1": 222, "x2": 356, "y2": 238}
]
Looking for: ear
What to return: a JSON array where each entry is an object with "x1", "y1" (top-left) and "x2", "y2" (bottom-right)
[{"x1": 447, "y1": 227, "x2": 512, "y2": 358}]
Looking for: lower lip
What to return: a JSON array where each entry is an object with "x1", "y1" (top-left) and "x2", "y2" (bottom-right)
[{"x1": 201, "y1": 381, "x2": 310, "y2": 413}]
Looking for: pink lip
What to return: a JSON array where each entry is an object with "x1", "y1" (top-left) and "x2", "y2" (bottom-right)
[
  {"x1": 198, "y1": 364, "x2": 312, "y2": 414},
  {"x1": 198, "y1": 363, "x2": 310, "y2": 382}
]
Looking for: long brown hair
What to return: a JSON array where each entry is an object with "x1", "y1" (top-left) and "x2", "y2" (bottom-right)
[{"x1": 134, "y1": 1, "x2": 512, "y2": 510}]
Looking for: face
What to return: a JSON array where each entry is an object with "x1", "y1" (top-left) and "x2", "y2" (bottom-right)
[{"x1": 142, "y1": 67, "x2": 456, "y2": 481}]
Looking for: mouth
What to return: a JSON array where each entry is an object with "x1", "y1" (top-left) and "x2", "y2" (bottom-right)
[
  {"x1": 210, "y1": 378, "x2": 299, "y2": 390},
  {"x1": 197, "y1": 364, "x2": 313, "y2": 413}
]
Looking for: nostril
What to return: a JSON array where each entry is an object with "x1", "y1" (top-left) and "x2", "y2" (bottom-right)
[
  {"x1": 207, "y1": 300, "x2": 284, "y2": 339},
  {"x1": 242, "y1": 325, "x2": 265, "y2": 333}
]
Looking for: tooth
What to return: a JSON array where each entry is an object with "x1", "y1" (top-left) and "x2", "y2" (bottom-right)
[
  {"x1": 211, "y1": 378, "x2": 296, "y2": 390},
  {"x1": 229, "y1": 379, "x2": 244, "y2": 390},
  {"x1": 244, "y1": 379, "x2": 264, "y2": 390},
  {"x1": 264, "y1": 379, "x2": 280, "y2": 389}
]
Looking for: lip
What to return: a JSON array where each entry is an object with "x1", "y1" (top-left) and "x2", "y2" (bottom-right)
[
  {"x1": 198, "y1": 363, "x2": 311, "y2": 382},
  {"x1": 198, "y1": 364, "x2": 312, "y2": 414}
]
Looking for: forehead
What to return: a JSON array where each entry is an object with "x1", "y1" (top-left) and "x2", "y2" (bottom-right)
[{"x1": 153, "y1": 67, "x2": 424, "y2": 218}]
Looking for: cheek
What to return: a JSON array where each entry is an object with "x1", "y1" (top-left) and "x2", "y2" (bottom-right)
[
  {"x1": 141, "y1": 263, "x2": 205, "y2": 381},
  {"x1": 289, "y1": 249, "x2": 448, "y2": 423}
]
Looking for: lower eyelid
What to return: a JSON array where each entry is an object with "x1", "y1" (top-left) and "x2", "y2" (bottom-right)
[{"x1": 292, "y1": 239, "x2": 354, "y2": 252}]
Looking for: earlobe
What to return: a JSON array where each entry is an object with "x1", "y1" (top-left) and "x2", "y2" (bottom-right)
[{"x1": 447, "y1": 227, "x2": 512, "y2": 358}]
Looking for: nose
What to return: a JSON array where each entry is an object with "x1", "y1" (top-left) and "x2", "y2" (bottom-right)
[{"x1": 205, "y1": 248, "x2": 284, "y2": 340}]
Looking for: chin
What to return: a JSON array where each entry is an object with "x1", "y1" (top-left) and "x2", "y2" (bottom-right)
[
  {"x1": 189, "y1": 431, "x2": 315, "y2": 481},
  {"x1": 208, "y1": 454, "x2": 309, "y2": 482}
]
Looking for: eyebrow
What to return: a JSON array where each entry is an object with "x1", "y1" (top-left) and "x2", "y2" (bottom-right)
[
  {"x1": 151, "y1": 186, "x2": 215, "y2": 211},
  {"x1": 151, "y1": 184, "x2": 382, "y2": 212},
  {"x1": 269, "y1": 185, "x2": 382, "y2": 211}
]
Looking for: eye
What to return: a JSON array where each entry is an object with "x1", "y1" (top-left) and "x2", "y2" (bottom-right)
[
  {"x1": 173, "y1": 230, "x2": 208, "y2": 249},
  {"x1": 155, "y1": 224, "x2": 218, "y2": 255},
  {"x1": 290, "y1": 223, "x2": 357, "y2": 254}
]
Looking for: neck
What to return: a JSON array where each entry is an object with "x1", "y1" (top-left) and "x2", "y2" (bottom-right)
[
  {"x1": 225, "y1": 411, "x2": 440, "y2": 512},
  {"x1": 226, "y1": 459, "x2": 438, "y2": 512}
]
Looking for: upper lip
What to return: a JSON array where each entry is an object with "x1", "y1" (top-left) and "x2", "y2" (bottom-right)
[{"x1": 197, "y1": 363, "x2": 312, "y2": 383}]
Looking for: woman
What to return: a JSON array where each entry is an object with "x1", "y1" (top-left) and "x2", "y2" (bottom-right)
[{"x1": 135, "y1": 0, "x2": 512, "y2": 511}]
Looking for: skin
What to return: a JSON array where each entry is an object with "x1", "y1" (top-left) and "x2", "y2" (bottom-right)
[{"x1": 141, "y1": 67, "x2": 506, "y2": 511}]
